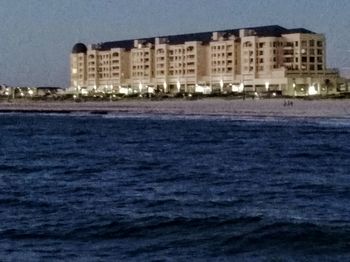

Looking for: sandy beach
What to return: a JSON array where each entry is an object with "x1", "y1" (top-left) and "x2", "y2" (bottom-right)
[{"x1": 1, "y1": 98, "x2": 350, "y2": 118}]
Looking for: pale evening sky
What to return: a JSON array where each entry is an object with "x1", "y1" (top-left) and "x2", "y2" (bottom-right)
[{"x1": 0, "y1": 0, "x2": 349, "y2": 87}]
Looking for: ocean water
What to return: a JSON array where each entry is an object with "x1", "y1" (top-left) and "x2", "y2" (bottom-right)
[{"x1": 0, "y1": 113, "x2": 350, "y2": 261}]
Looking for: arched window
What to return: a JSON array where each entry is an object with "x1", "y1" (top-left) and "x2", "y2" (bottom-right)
[{"x1": 243, "y1": 41, "x2": 252, "y2": 48}]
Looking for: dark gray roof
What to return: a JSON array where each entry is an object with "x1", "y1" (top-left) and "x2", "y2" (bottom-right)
[
  {"x1": 88, "y1": 25, "x2": 316, "y2": 51},
  {"x1": 36, "y1": 86, "x2": 64, "y2": 90},
  {"x1": 72, "y1": 43, "x2": 87, "y2": 53},
  {"x1": 286, "y1": 28, "x2": 315, "y2": 34}
]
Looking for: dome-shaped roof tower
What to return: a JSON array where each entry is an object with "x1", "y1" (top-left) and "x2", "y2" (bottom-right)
[{"x1": 72, "y1": 43, "x2": 87, "y2": 54}]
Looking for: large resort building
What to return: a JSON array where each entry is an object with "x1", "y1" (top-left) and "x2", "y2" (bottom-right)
[{"x1": 70, "y1": 25, "x2": 346, "y2": 97}]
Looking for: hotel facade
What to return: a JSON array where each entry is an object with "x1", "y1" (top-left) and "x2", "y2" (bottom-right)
[{"x1": 70, "y1": 25, "x2": 344, "y2": 96}]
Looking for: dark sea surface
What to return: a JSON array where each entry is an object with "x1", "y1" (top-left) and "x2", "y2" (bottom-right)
[{"x1": 1, "y1": 113, "x2": 350, "y2": 261}]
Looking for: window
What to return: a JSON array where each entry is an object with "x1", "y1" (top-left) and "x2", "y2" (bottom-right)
[
  {"x1": 186, "y1": 46, "x2": 194, "y2": 52},
  {"x1": 310, "y1": 57, "x2": 315, "y2": 63},
  {"x1": 317, "y1": 41, "x2": 323, "y2": 47},
  {"x1": 317, "y1": 64, "x2": 323, "y2": 70},
  {"x1": 244, "y1": 41, "x2": 252, "y2": 47},
  {"x1": 309, "y1": 64, "x2": 315, "y2": 70},
  {"x1": 309, "y1": 40, "x2": 315, "y2": 47}
]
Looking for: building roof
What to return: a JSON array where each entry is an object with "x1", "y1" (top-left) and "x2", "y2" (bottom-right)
[
  {"x1": 72, "y1": 43, "x2": 88, "y2": 54},
  {"x1": 286, "y1": 28, "x2": 315, "y2": 34},
  {"x1": 82, "y1": 25, "x2": 316, "y2": 52},
  {"x1": 36, "y1": 86, "x2": 64, "y2": 90}
]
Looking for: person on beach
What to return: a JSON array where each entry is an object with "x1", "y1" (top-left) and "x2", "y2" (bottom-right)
[{"x1": 284, "y1": 100, "x2": 294, "y2": 107}]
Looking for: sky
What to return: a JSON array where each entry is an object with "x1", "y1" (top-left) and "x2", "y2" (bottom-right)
[{"x1": 0, "y1": 0, "x2": 349, "y2": 87}]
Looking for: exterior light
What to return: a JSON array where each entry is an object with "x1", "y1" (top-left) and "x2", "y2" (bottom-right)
[
  {"x1": 265, "y1": 81, "x2": 269, "y2": 91},
  {"x1": 231, "y1": 85, "x2": 238, "y2": 92},
  {"x1": 308, "y1": 84, "x2": 318, "y2": 96},
  {"x1": 176, "y1": 80, "x2": 181, "y2": 93},
  {"x1": 148, "y1": 86, "x2": 154, "y2": 94},
  {"x1": 220, "y1": 79, "x2": 224, "y2": 93},
  {"x1": 163, "y1": 81, "x2": 167, "y2": 93},
  {"x1": 72, "y1": 68, "x2": 77, "y2": 74},
  {"x1": 195, "y1": 84, "x2": 203, "y2": 93},
  {"x1": 118, "y1": 87, "x2": 128, "y2": 95},
  {"x1": 139, "y1": 82, "x2": 143, "y2": 93},
  {"x1": 238, "y1": 83, "x2": 244, "y2": 93},
  {"x1": 28, "y1": 89, "x2": 34, "y2": 96}
]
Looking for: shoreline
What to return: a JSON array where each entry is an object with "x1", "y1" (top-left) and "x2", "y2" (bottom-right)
[{"x1": 0, "y1": 98, "x2": 350, "y2": 118}]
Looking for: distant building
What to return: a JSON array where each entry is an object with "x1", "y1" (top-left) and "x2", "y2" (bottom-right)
[{"x1": 69, "y1": 25, "x2": 347, "y2": 96}]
